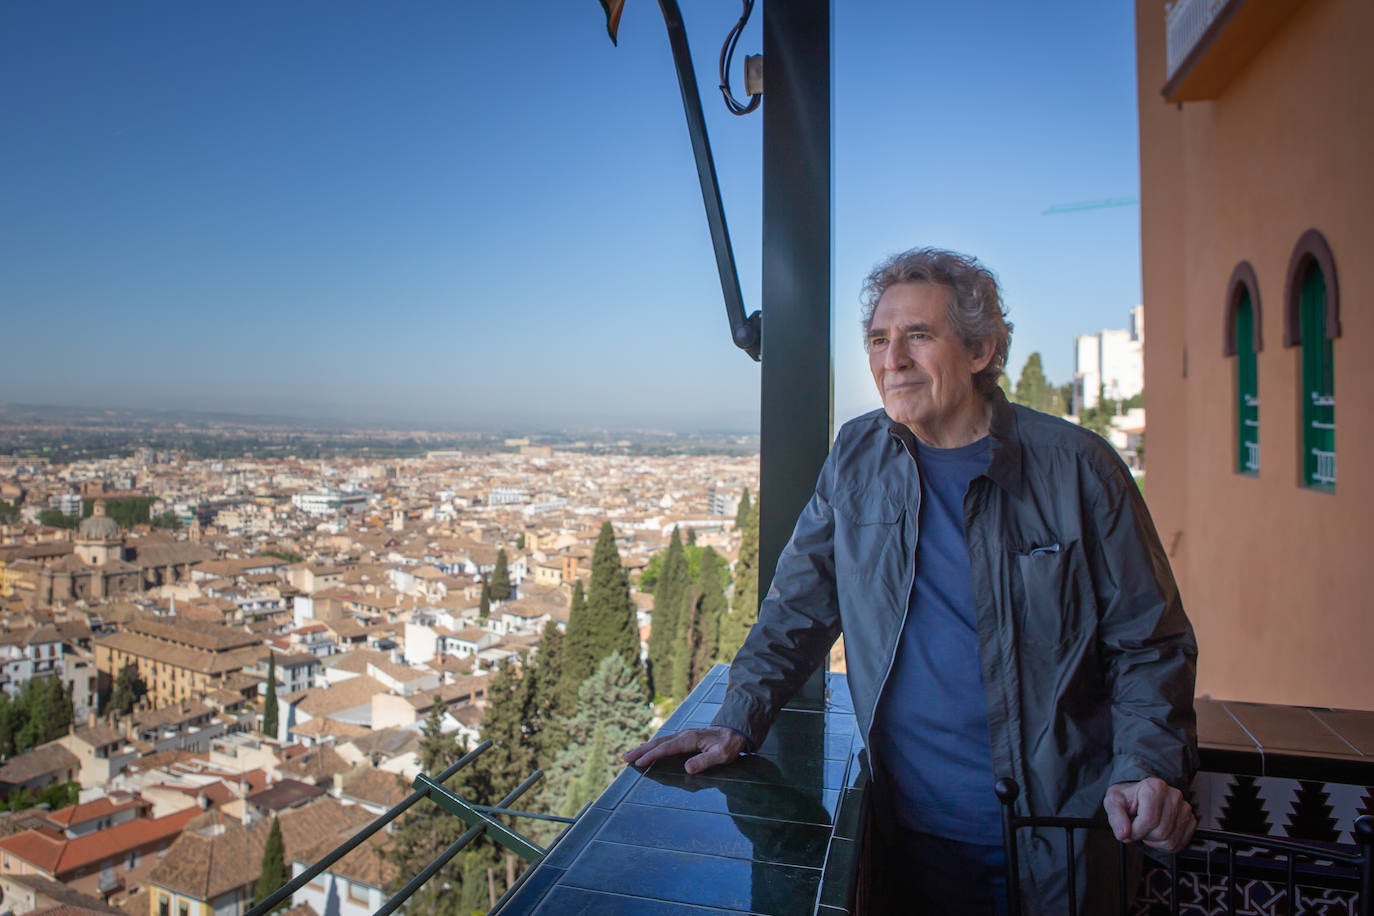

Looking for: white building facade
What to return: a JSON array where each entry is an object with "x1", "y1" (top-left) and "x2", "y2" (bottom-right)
[{"x1": 1073, "y1": 305, "x2": 1145, "y2": 414}]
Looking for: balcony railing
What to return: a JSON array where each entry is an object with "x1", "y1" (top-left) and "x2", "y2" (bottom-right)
[
  {"x1": 1313, "y1": 448, "x2": 1336, "y2": 485},
  {"x1": 491, "y1": 664, "x2": 868, "y2": 914},
  {"x1": 245, "y1": 740, "x2": 571, "y2": 916}
]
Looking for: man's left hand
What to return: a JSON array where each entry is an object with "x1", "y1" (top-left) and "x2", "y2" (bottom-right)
[{"x1": 1103, "y1": 777, "x2": 1196, "y2": 854}]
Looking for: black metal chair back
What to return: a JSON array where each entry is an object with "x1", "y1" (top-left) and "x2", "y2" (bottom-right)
[{"x1": 996, "y1": 777, "x2": 1374, "y2": 916}]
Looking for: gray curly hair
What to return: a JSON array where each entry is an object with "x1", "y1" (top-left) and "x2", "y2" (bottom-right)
[{"x1": 860, "y1": 247, "x2": 1013, "y2": 396}]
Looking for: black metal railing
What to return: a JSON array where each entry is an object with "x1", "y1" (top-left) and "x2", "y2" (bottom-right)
[
  {"x1": 996, "y1": 777, "x2": 1374, "y2": 916},
  {"x1": 246, "y1": 739, "x2": 573, "y2": 916}
]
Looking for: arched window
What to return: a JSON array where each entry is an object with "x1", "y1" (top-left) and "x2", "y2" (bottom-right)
[
  {"x1": 1284, "y1": 230, "x2": 1340, "y2": 490},
  {"x1": 1223, "y1": 262, "x2": 1261, "y2": 474}
]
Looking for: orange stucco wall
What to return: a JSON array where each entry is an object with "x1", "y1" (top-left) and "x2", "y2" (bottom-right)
[{"x1": 1137, "y1": 0, "x2": 1374, "y2": 709}]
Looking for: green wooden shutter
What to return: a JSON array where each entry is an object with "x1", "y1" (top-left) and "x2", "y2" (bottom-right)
[
  {"x1": 1235, "y1": 293, "x2": 1259, "y2": 474},
  {"x1": 1300, "y1": 267, "x2": 1335, "y2": 488}
]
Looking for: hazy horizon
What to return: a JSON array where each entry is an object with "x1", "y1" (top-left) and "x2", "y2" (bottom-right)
[{"x1": 2, "y1": 2, "x2": 1143, "y2": 432}]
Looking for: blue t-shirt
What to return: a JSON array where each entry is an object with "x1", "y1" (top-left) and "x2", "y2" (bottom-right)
[{"x1": 872, "y1": 434, "x2": 1000, "y2": 844}]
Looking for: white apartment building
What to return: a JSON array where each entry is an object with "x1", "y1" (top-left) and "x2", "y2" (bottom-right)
[
  {"x1": 1073, "y1": 305, "x2": 1145, "y2": 414},
  {"x1": 292, "y1": 488, "x2": 372, "y2": 517}
]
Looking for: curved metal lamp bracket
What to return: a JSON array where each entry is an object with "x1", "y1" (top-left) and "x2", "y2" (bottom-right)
[{"x1": 603, "y1": 0, "x2": 761, "y2": 361}]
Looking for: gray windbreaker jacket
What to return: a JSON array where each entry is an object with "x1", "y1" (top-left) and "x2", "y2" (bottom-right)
[{"x1": 712, "y1": 391, "x2": 1197, "y2": 910}]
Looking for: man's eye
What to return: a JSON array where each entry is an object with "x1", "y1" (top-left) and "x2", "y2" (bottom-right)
[
  {"x1": 908, "y1": 332, "x2": 929, "y2": 341},
  {"x1": 869, "y1": 337, "x2": 887, "y2": 348}
]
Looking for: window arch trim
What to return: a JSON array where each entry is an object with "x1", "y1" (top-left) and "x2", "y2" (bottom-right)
[
  {"x1": 1283, "y1": 229, "x2": 1340, "y2": 347},
  {"x1": 1222, "y1": 260, "x2": 1262, "y2": 357}
]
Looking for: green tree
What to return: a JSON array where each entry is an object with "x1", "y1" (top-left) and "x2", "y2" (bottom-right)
[
  {"x1": 479, "y1": 583, "x2": 491, "y2": 622},
  {"x1": 150, "y1": 511, "x2": 182, "y2": 530},
  {"x1": 102, "y1": 497, "x2": 156, "y2": 529},
  {"x1": 455, "y1": 852, "x2": 490, "y2": 915},
  {"x1": 685, "y1": 527, "x2": 697, "y2": 546},
  {"x1": 387, "y1": 699, "x2": 473, "y2": 914},
  {"x1": 734, "y1": 488, "x2": 752, "y2": 529},
  {"x1": 105, "y1": 662, "x2": 146, "y2": 719},
  {"x1": 37, "y1": 509, "x2": 78, "y2": 530},
  {"x1": 260, "y1": 549, "x2": 303, "y2": 564},
  {"x1": 1079, "y1": 385, "x2": 1118, "y2": 438},
  {"x1": 0, "y1": 693, "x2": 16, "y2": 759},
  {"x1": 515, "y1": 532, "x2": 526, "y2": 551},
  {"x1": 1012, "y1": 352, "x2": 1052, "y2": 412},
  {"x1": 12, "y1": 678, "x2": 72, "y2": 752},
  {"x1": 262, "y1": 653, "x2": 278, "y2": 740},
  {"x1": 559, "y1": 523, "x2": 641, "y2": 698},
  {"x1": 670, "y1": 551, "x2": 727, "y2": 701},
  {"x1": 469, "y1": 661, "x2": 537, "y2": 804},
  {"x1": 0, "y1": 501, "x2": 19, "y2": 525},
  {"x1": 538, "y1": 653, "x2": 652, "y2": 820},
  {"x1": 253, "y1": 817, "x2": 288, "y2": 912},
  {"x1": 690, "y1": 548, "x2": 728, "y2": 686},
  {"x1": 490, "y1": 549, "x2": 512, "y2": 601},
  {"x1": 647, "y1": 529, "x2": 688, "y2": 699},
  {"x1": 718, "y1": 500, "x2": 759, "y2": 661},
  {"x1": 639, "y1": 543, "x2": 727, "y2": 594},
  {"x1": 530, "y1": 620, "x2": 567, "y2": 746}
]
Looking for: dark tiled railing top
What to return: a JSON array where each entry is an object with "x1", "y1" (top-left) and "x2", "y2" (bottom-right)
[
  {"x1": 1197, "y1": 696, "x2": 1374, "y2": 783},
  {"x1": 494, "y1": 664, "x2": 869, "y2": 916}
]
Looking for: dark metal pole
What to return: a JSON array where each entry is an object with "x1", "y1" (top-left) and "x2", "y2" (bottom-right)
[
  {"x1": 657, "y1": 0, "x2": 760, "y2": 359},
  {"x1": 759, "y1": 0, "x2": 832, "y2": 696}
]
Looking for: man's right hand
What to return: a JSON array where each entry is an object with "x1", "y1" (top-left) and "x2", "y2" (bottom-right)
[{"x1": 623, "y1": 726, "x2": 747, "y2": 775}]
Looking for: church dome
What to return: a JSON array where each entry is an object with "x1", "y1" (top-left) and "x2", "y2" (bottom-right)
[{"x1": 77, "y1": 501, "x2": 121, "y2": 542}]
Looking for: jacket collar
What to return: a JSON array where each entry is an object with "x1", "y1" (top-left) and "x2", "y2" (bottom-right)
[
  {"x1": 883, "y1": 387, "x2": 1023, "y2": 496},
  {"x1": 984, "y1": 387, "x2": 1024, "y2": 497}
]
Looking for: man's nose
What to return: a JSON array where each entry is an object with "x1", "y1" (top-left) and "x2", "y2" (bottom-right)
[{"x1": 884, "y1": 339, "x2": 912, "y2": 370}]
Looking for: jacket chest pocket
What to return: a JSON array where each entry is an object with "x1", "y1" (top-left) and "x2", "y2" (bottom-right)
[
  {"x1": 1012, "y1": 539, "x2": 1094, "y2": 652},
  {"x1": 832, "y1": 488, "x2": 906, "y2": 580}
]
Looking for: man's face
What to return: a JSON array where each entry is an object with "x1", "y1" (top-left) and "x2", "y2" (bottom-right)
[{"x1": 867, "y1": 282, "x2": 993, "y2": 446}]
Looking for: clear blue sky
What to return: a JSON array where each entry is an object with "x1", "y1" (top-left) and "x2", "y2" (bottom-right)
[{"x1": 1, "y1": 1, "x2": 1143, "y2": 432}]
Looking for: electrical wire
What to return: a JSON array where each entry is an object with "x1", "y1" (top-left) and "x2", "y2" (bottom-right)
[{"x1": 718, "y1": 0, "x2": 760, "y2": 115}]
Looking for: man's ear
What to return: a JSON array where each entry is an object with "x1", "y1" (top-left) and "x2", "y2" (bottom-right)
[{"x1": 968, "y1": 337, "x2": 996, "y2": 375}]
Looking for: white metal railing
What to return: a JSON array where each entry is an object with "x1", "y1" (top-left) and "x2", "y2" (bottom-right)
[
  {"x1": 1244, "y1": 441, "x2": 1260, "y2": 472},
  {"x1": 1312, "y1": 449, "x2": 1336, "y2": 485},
  {"x1": 1165, "y1": 0, "x2": 1229, "y2": 78}
]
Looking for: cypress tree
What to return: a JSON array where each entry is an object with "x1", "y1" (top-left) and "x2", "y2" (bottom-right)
[
  {"x1": 0, "y1": 693, "x2": 15, "y2": 759},
  {"x1": 669, "y1": 592, "x2": 696, "y2": 702},
  {"x1": 692, "y1": 548, "x2": 727, "y2": 683},
  {"x1": 531, "y1": 620, "x2": 567, "y2": 748},
  {"x1": 490, "y1": 549, "x2": 512, "y2": 601},
  {"x1": 735, "y1": 488, "x2": 752, "y2": 528},
  {"x1": 1012, "y1": 351, "x2": 1052, "y2": 412},
  {"x1": 253, "y1": 817, "x2": 287, "y2": 912},
  {"x1": 686, "y1": 527, "x2": 697, "y2": 546},
  {"x1": 560, "y1": 523, "x2": 641, "y2": 695},
  {"x1": 647, "y1": 528, "x2": 688, "y2": 699},
  {"x1": 558, "y1": 580, "x2": 591, "y2": 700},
  {"x1": 470, "y1": 660, "x2": 539, "y2": 802},
  {"x1": 718, "y1": 500, "x2": 759, "y2": 660},
  {"x1": 479, "y1": 583, "x2": 491, "y2": 621},
  {"x1": 262, "y1": 652, "x2": 278, "y2": 740}
]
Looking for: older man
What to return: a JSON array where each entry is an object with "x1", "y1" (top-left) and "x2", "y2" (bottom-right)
[{"x1": 626, "y1": 248, "x2": 1197, "y2": 913}]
